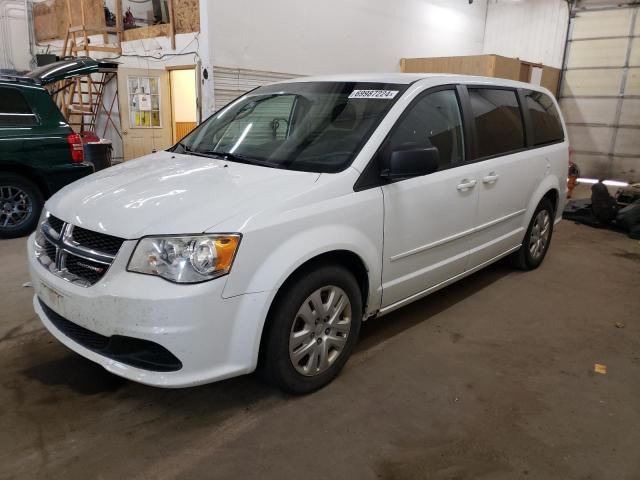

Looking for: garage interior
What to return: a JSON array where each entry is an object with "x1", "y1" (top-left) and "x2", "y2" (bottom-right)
[{"x1": 1, "y1": 0, "x2": 639, "y2": 479}]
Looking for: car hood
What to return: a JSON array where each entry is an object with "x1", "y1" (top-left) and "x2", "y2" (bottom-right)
[{"x1": 46, "y1": 151, "x2": 320, "y2": 239}]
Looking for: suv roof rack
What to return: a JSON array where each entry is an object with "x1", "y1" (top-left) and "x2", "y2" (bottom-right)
[{"x1": 0, "y1": 74, "x2": 39, "y2": 86}]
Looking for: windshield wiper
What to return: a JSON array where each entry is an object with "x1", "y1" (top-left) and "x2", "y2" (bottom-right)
[{"x1": 198, "y1": 150, "x2": 283, "y2": 168}]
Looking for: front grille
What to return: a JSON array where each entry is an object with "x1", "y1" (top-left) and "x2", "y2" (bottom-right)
[
  {"x1": 72, "y1": 226, "x2": 125, "y2": 256},
  {"x1": 36, "y1": 215, "x2": 125, "y2": 287},
  {"x1": 39, "y1": 299, "x2": 182, "y2": 372},
  {"x1": 47, "y1": 215, "x2": 64, "y2": 234},
  {"x1": 43, "y1": 238, "x2": 57, "y2": 260},
  {"x1": 65, "y1": 255, "x2": 109, "y2": 285}
]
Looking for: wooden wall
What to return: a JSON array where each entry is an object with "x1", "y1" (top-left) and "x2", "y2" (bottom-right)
[
  {"x1": 33, "y1": 0, "x2": 199, "y2": 42},
  {"x1": 400, "y1": 54, "x2": 561, "y2": 96},
  {"x1": 33, "y1": 0, "x2": 104, "y2": 42},
  {"x1": 174, "y1": 0, "x2": 199, "y2": 34}
]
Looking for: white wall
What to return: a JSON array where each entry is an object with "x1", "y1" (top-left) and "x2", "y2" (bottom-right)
[
  {"x1": 0, "y1": 1, "x2": 31, "y2": 71},
  {"x1": 204, "y1": 0, "x2": 489, "y2": 75},
  {"x1": 483, "y1": 0, "x2": 569, "y2": 68}
]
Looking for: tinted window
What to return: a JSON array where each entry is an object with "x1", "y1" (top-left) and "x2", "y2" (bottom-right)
[
  {"x1": 0, "y1": 87, "x2": 38, "y2": 126},
  {"x1": 386, "y1": 89, "x2": 464, "y2": 170},
  {"x1": 525, "y1": 89, "x2": 564, "y2": 146},
  {"x1": 469, "y1": 88, "x2": 524, "y2": 158}
]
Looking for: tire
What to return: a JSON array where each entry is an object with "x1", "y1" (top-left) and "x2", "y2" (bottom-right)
[
  {"x1": 510, "y1": 197, "x2": 555, "y2": 271},
  {"x1": 260, "y1": 264, "x2": 363, "y2": 395},
  {"x1": 0, "y1": 173, "x2": 44, "y2": 239}
]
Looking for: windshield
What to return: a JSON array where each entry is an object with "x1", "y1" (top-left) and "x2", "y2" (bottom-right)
[{"x1": 172, "y1": 81, "x2": 408, "y2": 173}]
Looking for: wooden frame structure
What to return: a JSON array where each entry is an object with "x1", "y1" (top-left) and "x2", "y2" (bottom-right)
[{"x1": 61, "y1": 0, "x2": 123, "y2": 57}]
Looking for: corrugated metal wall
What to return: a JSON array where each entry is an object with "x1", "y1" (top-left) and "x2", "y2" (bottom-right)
[
  {"x1": 212, "y1": 67, "x2": 301, "y2": 110},
  {"x1": 559, "y1": 1, "x2": 639, "y2": 181},
  {"x1": 483, "y1": 0, "x2": 569, "y2": 68}
]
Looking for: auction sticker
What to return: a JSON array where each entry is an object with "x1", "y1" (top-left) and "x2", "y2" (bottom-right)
[{"x1": 348, "y1": 90, "x2": 399, "y2": 99}]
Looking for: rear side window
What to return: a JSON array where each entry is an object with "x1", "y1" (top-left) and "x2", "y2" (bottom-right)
[
  {"x1": 0, "y1": 87, "x2": 38, "y2": 126},
  {"x1": 386, "y1": 89, "x2": 465, "y2": 170},
  {"x1": 468, "y1": 88, "x2": 524, "y2": 158},
  {"x1": 524, "y1": 89, "x2": 564, "y2": 146}
]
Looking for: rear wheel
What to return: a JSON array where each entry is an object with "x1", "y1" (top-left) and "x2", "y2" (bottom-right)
[
  {"x1": 0, "y1": 173, "x2": 44, "y2": 239},
  {"x1": 510, "y1": 197, "x2": 554, "y2": 270},
  {"x1": 260, "y1": 264, "x2": 362, "y2": 394}
]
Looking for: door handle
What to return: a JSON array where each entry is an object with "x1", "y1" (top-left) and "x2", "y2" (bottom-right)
[
  {"x1": 482, "y1": 172, "x2": 500, "y2": 184},
  {"x1": 456, "y1": 179, "x2": 477, "y2": 191}
]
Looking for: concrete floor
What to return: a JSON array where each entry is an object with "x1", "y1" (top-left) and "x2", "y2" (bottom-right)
[{"x1": 1, "y1": 220, "x2": 639, "y2": 480}]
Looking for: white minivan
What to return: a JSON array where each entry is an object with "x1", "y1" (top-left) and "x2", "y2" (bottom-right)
[{"x1": 28, "y1": 74, "x2": 567, "y2": 394}]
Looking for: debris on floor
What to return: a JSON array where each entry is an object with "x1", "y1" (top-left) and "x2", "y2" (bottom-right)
[
  {"x1": 594, "y1": 363, "x2": 607, "y2": 375},
  {"x1": 563, "y1": 181, "x2": 640, "y2": 239},
  {"x1": 615, "y1": 322, "x2": 625, "y2": 329}
]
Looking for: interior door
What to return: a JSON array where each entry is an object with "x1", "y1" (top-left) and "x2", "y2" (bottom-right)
[
  {"x1": 118, "y1": 68, "x2": 172, "y2": 160},
  {"x1": 465, "y1": 87, "x2": 543, "y2": 267},
  {"x1": 381, "y1": 88, "x2": 478, "y2": 309}
]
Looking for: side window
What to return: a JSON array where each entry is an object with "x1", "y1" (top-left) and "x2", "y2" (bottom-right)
[
  {"x1": 524, "y1": 90, "x2": 564, "y2": 146},
  {"x1": 468, "y1": 88, "x2": 524, "y2": 158},
  {"x1": 0, "y1": 87, "x2": 38, "y2": 126},
  {"x1": 387, "y1": 89, "x2": 465, "y2": 170}
]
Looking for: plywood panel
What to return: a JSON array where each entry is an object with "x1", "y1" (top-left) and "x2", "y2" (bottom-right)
[
  {"x1": 400, "y1": 55, "x2": 495, "y2": 77},
  {"x1": 541, "y1": 67, "x2": 560, "y2": 96},
  {"x1": 559, "y1": 98, "x2": 618, "y2": 125},
  {"x1": 614, "y1": 128, "x2": 640, "y2": 155},
  {"x1": 492, "y1": 55, "x2": 521, "y2": 81},
  {"x1": 572, "y1": 9, "x2": 632, "y2": 39},
  {"x1": 567, "y1": 125, "x2": 614, "y2": 152},
  {"x1": 567, "y1": 38, "x2": 628, "y2": 68},
  {"x1": 33, "y1": 0, "x2": 59, "y2": 41},
  {"x1": 174, "y1": 0, "x2": 199, "y2": 34},
  {"x1": 33, "y1": 0, "x2": 105, "y2": 41},
  {"x1": 562, "y1": 69, "x2": 623, "y2": 96},
  {"x1": 619, "y1": 99, "x2": 640, "y2": 125},
  {"x1": 123, "y1": 23, "x2": 170, "y2": 41}
]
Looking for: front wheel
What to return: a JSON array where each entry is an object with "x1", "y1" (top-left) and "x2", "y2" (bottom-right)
[
  {"x1": 0, "y1": 173, "x2": 44, "y2": 239},
  {"x1": 510, "y1": 197, "x2": 555, "y2": 270},
  {"x1": 260, "y1": 264, "x2": 363, "y2": 395}
]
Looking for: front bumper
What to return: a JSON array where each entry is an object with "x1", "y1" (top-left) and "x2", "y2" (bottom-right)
[{"x1": 28, "y1": 233, "x2": 272, "y2": 387}]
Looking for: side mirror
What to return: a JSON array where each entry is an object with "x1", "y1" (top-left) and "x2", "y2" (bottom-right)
[{"x1": 382, "y1": 147, "x2": 440, "y2": 180}]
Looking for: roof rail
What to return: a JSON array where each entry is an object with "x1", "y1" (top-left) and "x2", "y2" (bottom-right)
[{"x1": 0, "y1": 74, "x2": 39, "y2": 85}]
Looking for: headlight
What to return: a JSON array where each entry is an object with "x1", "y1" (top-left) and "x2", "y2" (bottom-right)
[{"x1": 127, "y1": 234, "x2": 241, "y2": 284}]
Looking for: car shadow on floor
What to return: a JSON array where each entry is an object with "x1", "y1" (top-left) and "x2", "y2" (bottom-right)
[
  {"x1": 357, "y1": 260, "x2": 514, "y2": 350},
  {"x1": 21, "y1": 260, "x2": 514, "y2": 403}
]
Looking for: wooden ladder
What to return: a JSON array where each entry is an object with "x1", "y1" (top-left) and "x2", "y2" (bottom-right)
[{"x1": 61, "y1": 0, "x2": 123, "y2": 57}]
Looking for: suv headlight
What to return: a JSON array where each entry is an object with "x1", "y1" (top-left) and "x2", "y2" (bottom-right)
[{"x1": 127, "y1": 234, "x2": 241, "y2": 284}]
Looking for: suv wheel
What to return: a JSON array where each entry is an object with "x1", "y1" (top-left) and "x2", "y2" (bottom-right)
[
  {"x1": 511, "y1": 197, "x2": 555, "y2": 270},
  {"x1": 261, "y1": 264, "x2": 363, "y2": 394},
  {"x1": 0, "y1": 173, "x2": 44, "y2": 239}
]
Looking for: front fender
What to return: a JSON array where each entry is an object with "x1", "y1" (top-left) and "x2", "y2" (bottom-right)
[{"x1": 222, "y1": 188, "x2": 384, "y2": 311}]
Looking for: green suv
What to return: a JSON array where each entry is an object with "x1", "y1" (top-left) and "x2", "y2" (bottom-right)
[{"x1": 0, "y1": 57, "x2": 116, "y2": 238}]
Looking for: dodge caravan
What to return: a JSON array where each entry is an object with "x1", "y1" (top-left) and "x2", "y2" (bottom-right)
[{"x1": 28, "y1": 74, "x2": 568, "y2": 394}]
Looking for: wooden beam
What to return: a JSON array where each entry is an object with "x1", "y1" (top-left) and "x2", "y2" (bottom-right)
[{"x1": 168, "y1": 0, "x2": 176, "y2": 50}]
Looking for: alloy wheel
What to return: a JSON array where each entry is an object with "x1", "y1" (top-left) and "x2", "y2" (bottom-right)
[
  {"x1": 289, "y1": 285, "x2": 352, "y2": 376},
  {"x1": 0, "y1": 186, "x2": 33, "y2": 228},
  {"x1": 529, "y1": 209, "x2": 551, "y2": 260}
]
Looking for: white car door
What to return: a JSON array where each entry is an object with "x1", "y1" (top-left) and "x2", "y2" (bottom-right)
[
  {"x1": 380, "y1": 87, "x2": 478, "y2": 310},
  {"x1": 464, "y1": 87, "x2": 543, "y2": 267}
]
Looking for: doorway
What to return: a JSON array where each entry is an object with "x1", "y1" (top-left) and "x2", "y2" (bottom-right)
[
  {"x1": 117, "y1": 67, "x2": 173, "y2": 161},
  {"x1": 169, "y1": 67, "x2": 198, "y2": 142}
]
